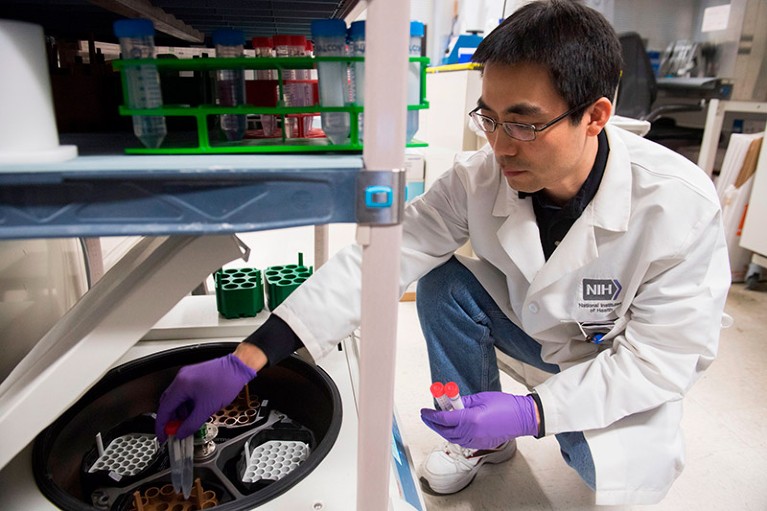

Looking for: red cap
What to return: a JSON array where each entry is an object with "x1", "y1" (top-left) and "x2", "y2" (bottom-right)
[
  {"x1": 305, "y1": 40, "x2": 314, "y2": 52},
  {"x1": 430, "y1": 382, "x2": 445, "y2": 398},
  {"x1": 273, "y1": 34, "x2": 291, "y2": 47},
  {"x1": 252, "y1": 36, "x2": 273, "y2": 49},
  {"x1": 164, "y1": 419, "x2": 181, "y2": 436},
  {"x1": 290, "y1": 35, "x2": 307, "y2": 47},
  {"x1": 444, "y1": 381, "x2": 460, "y2": 398}
]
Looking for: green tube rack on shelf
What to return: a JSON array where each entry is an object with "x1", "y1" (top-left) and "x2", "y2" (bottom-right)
[
  {"x1": 112, "y1": 56, "x2": 430, "y2": 154},
  {"x1": 215, "y1": 268, "x2": 265, "y2": 319},
  {"x1": 264, "y1": 253, "x2": 313, "y2": 311}
]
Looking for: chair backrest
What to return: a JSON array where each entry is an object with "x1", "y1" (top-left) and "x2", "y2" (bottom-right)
[{"x1": 615, "y1": 32, "x2": 657, "y2": 120}]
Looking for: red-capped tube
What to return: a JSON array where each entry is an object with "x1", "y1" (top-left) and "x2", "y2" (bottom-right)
[
  {"x1": 430, "y1": 382, "x2": 452, "y2": 411},
  {"x1": 444, "y1": 381, "x2": 464, "y2": 410},
  {"x1": 164, "y1": 419, "x2": 181, "y2": 436}
]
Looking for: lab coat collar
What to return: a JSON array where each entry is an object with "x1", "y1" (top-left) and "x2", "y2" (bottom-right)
[
  {"x1": 489, "y1": 161, "x2": 545, "y2": 282},
  {"x1": 527, "y1": 125, "x2": 634, "y2": 294},
  {"x1": 491, "y1": 125, "x2": 632, "y2": 228},
  {"x1": 491, "y1": 157, "x2": 515, "y2": 218},
  {"x1": 590, "y1": 125, "x2": 632, "y2": 233},
  {"x1": 496, "y1": 195, "x2": 546, "y2": 283},
  {"x1": 491, "y1": 125, "x2": 633, "y2": 286}
]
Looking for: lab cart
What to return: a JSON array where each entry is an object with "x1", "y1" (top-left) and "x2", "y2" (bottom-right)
[{"x1": 0, "y1": 2, "x2": 424, "y2": 510}]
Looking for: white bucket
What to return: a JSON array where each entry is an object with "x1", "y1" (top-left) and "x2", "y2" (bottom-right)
[{"x1": 0, "y1": 19, "x2": 77, "y2": 164}]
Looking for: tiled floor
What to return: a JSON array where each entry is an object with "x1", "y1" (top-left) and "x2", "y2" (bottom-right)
[{"x1": 393, "y1": 282, "x2": 767, "y2": 511}]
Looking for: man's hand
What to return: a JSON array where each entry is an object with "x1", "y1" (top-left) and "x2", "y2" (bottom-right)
[
  {"x1": 155, "y1": 353, "x2": 257, "y2": 442},
  {"x1": 420, "y1": 392, "x2": 539, "y2": 449}
]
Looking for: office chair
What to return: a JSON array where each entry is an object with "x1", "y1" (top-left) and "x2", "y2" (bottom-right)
[{"x1": 615, "y1": 32, "x2": 705, "y2": 147}]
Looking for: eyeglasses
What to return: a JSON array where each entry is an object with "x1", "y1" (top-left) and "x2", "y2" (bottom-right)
[{"x1": 468, "y1": 101, "x2": 593, "y2": 141}]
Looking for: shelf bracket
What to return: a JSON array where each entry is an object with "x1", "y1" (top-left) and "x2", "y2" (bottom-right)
[{"x1": 355, "y1": 170, "x2": 406, "y2": 225}]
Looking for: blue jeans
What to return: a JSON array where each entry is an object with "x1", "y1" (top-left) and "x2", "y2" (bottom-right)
[{"x1": 416, "y1": 257, "x2": 596, "y2": 490}]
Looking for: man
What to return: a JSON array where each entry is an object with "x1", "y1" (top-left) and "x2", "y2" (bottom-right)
[{"x1": 156, "y1": 0, "x2": 730, "y2": 505}]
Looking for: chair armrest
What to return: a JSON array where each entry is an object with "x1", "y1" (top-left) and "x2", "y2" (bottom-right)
[{"x1": 643, "y1": 100, "x2": 705, "y2": 122}]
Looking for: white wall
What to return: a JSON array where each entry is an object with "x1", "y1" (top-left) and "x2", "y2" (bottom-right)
[
  {"x1": 612, "y1": 0, "x2": 698, "y2": 52},
  {"x1": 693, "y1": 0, "x2": 749, "y2": 78}
]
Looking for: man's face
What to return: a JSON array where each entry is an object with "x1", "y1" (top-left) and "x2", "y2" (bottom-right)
[{"x1": 478, "y1": 61, "x2": 595, "y2": 203}]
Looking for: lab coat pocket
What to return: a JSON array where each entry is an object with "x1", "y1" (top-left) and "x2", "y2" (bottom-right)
[{"x1": 570, "y1": 316, "x2": 628, "y2": 346}]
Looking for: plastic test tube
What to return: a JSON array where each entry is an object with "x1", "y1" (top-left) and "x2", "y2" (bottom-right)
[
  {"x1": 252, "y1": 36, "x2": 277, "y2": 137},
  {"x1": 311, "y1": 19, "x2": 351, "y2": 145},
  {"x1": 406, "y1": 21, "x2": 425, "y2": 143},
  {"x1": 165, "y1": 420, "x2": 193, "y2": 499},
  {"x1": 113, "y1": 18, "x2": 167, "y2": 149},
  {"x1": 213, "y1": 29, "x2": 246, "y2": 142},
  {"x1": 430, "y1": 382, "x2": 452, "y2": 411},
  {"x1": 444, "y1": 381, "x2": 464, "y2": 410}
]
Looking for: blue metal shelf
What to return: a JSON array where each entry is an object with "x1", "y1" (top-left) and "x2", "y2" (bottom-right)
[{"x1": 0, "y1": 154, "x2": 364, "y2": 239}]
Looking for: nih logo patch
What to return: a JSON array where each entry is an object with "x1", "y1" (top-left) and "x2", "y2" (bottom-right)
[{"x1": 582, "y1": 279, "x2": 622, "y2": 301}]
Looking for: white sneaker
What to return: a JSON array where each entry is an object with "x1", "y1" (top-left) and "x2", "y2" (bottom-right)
[{"x1": 418, "y1": 439, "x2": 517, "y2": 495}]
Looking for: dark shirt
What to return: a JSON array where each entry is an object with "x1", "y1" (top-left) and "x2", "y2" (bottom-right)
[
  {"x1": 243, "y1": 314, "x2": 304, "y2": 367},
  {"x1": 519, "y1": 130, "x2": 609, "y2": 260}
]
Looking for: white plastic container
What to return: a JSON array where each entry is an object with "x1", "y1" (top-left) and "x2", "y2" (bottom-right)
[
  {"x1": 213, "y1": 29, "x2": 246, "y2": 142},
  {"x1": 311, "y1": 19, "x2": 351, "y2": 145},
  {"x1": 113, "y1": 18, "x2": 167, "y2": 149},
  {"x1": 407, "y1": 21, "x2": 425, "y2": 143},
  {"x1": 0, "y1": 19, "x2": 77, "y2": 163}
]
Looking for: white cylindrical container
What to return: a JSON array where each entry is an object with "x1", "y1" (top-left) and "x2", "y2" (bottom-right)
[
  {"x1": 213, "y1": 29, "x2": 246, "y2": 142},
  {"x1": 114, "y1": 18, "x2": 167, "y2": 150},
  {"x1": 0, "y1": 19, "x2": 77, "y2": 164},
  {"x1": 349, "y1": 20, "x2": 365, "y2": 143},
  {"x1": 311, "y1": 19, "x2": 351, "y2": 146},
  {"x1": 406, "y1": 21, "x2": 425, "y2": 143}
]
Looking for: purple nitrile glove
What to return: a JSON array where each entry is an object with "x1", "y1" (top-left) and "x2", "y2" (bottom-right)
[
  {"x1": 155, "y1": 353, "x2": 257, "y2": 442},
  {"x1": 420, "y1": 392, "x2": 538, "y2": 449}
]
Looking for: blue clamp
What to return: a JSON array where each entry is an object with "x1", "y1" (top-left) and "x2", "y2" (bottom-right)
[{"x1": 364, "y1": 185, "x2": 393, "y2": 208}]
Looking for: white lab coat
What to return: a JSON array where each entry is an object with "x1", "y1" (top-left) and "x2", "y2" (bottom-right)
[{"x1": 276, "y1": 125, "x2": 731, "y2": 505}]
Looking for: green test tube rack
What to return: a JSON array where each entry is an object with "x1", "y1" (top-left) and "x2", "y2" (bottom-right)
[
  {"x1": 215, "y1": 268, "x2": 265, "y2": 319},
  {"x1": 112, "y1": 56, "x2": 430, "y2": 154},
  {"x1": 264, "y1": 253, "x2": 313, "y2": 311}
]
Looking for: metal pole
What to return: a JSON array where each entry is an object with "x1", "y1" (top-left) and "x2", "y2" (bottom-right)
[{"x1": 356, "y1": 0, "x2": 410, "y2": 509}]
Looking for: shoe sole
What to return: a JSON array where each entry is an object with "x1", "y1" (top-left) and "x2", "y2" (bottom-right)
[{"x1": 419, "y1": 442, "x2": 516, "y2": 495}]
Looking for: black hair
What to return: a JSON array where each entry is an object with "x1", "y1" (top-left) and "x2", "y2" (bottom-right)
[{"x1": 472, "y1": 0, "x2": 622, "y2": 123}]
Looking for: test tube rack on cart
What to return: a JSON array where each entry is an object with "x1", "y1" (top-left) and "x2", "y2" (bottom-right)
[{"x1": 112, "y1": 56, "x2": 430, "y2": 154}]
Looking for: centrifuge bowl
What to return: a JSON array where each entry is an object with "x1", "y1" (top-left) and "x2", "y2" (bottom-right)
[{"x1": 32, "y1": 342, "x2": 342, "y2": 510}]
